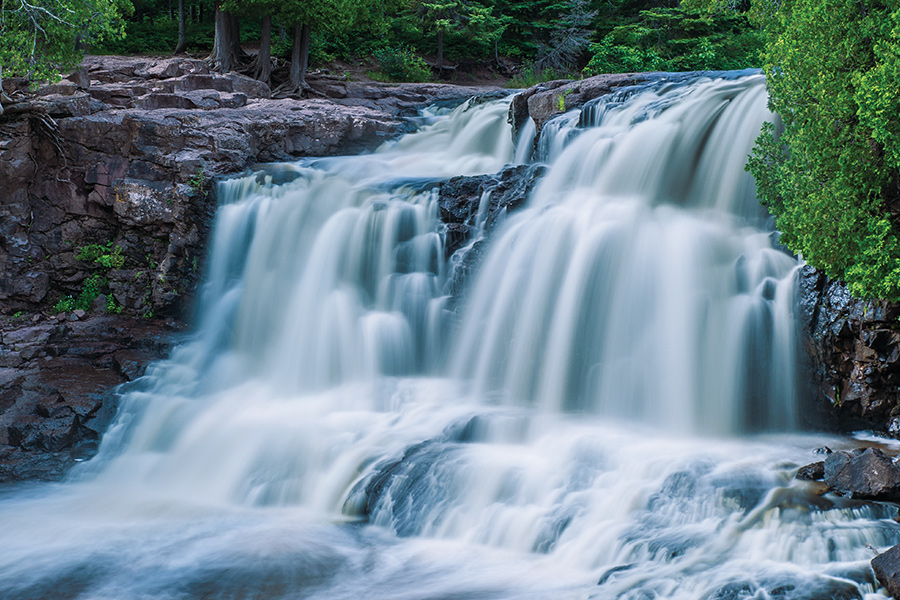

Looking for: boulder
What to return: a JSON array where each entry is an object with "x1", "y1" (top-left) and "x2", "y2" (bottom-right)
[
  {"x1": 823, "y1": 448, "x2": 900, "y2": 500},
  {"x1": 873, "y1": 545, "x2": 900, "y2": 600},
  {"x1": 795, "y1": 461, "x2": 825, "y2": 481}
]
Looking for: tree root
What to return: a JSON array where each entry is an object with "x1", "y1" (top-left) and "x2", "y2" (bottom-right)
[
  {"x1": 0, "y1": 99, "x2": 66, "y2": 162},
  {"x1": 272, "y1": 79, "x2": 324, "y2": 99}
]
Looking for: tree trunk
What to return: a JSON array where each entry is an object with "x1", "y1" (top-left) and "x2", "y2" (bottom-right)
[
  {"x1": 229, "y1": 12, "x2": 248, "y2": 61},
  {"x1": 437, "y1": 29, "x2": 444, "y2": 70},
  {"x1": 298, "y1": 22, "x2": 310, "y2": 86},
  {"x1": 276, "y1": 22, "x2": 311, "y2": 97},
  {"x1": 174, "y1": 0, "x2": 187, "y2": 54},
  {"x1": 208, "y1": 8, "x2": 236, "y2": 72},
  {"x1": 255, "y1": 15, "x2": 272, "y2": 85}
]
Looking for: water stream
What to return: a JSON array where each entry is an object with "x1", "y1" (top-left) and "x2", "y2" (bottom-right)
[{"x1": 1, "y1": 73, "x2": 897, "y2": 600}]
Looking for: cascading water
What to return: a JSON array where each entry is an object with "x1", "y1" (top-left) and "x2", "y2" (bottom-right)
[{"x1": 0, "y1": 74, "x2": 897, "y2": 600}]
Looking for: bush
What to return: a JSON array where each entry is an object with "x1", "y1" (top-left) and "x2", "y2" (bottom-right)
[
  {"x1": 373, "y1": 46, "x2": 432, "y2": 82},
  {"x1": 746, "y1": 0, "x2": 900, "y2": 301}
]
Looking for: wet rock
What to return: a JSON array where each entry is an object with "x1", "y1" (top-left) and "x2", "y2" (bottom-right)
[
  {"x1": 795, "y1": 461, "x2": 825, "y2": 481},
  {"x1": 437, "y1": 164, "x2": 547, "y2": 304},
  {"x1": 873, "y1": 544, "x2": 900, "y2": 600},
  {"x1": 0, "y1": 315, "x2": 184, "y2": 482},
  {"x1": 796, "y1": 265, "x2": 900, "y2": 432},
  {"x1": 823, "y1": 448, "x2": 900, "y2": 501},
  {"x1": 438, "y1": 163, "x2": 547, "y2": 256}
]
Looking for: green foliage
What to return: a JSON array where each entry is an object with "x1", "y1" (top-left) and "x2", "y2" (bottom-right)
[
  {"x1": 1, "y1": 0, "x2": 132, "y2": 84},
  {"x1": 96, "y1": 14, "x2": 214, "y2": 54},
  {"x1": 582, "y1": 6, "x2": 761, "y2": 76},
  {"x1": 745, "y1": 0, "x2": 900, "y2": 301},
  {"x1": 106, "y1": 295, "x2": 124, "y2": 314},
  {"x1": 373, "y1": 46, "x2": 432, "y2": 81},
  {"x1": 75, "y1": 241, "x2": 125, "y2": 269},
  {"x1": 54, "y1": 241, "x2": 127, "y2": 313},
  {"x1": 409, "y1": 0, "x2": 507, "y2": 61},
  {"x1": 189, "y1": 166, "x2": 206, "y2": 195},
  {"x1": 75, "y1": 273, "x2": 106, "y2": 311},
  {"x1": 555, "y1": 88, "x2": 573, "y2": 111},
  {"x1": 54, "y1": 296, "x2": 75, "y2": 314}
]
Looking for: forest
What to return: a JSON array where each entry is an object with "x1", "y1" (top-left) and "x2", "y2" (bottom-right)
[{"x1": 2, "y1": 0, "x2": 900, "y2": 303}]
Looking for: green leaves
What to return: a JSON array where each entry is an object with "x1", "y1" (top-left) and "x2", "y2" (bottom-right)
[
  {"x1": 1, "y1": 0, "x2": 131, "y2": 84},
  {"x1": 747, "y1": 0, "x2": 900, "y2": 300}
]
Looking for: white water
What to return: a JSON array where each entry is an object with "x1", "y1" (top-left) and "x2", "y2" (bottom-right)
[{"x1": 0, "y1": 75, "x2": 897, "y2": 600}]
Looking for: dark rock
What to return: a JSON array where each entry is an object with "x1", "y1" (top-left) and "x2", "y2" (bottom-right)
[
  {"x1": 796, "y1": 265, "x2": 900, "y2": 433},
  {"x1": 67, "y1": 68, "x2": 91, "y2": 89},
  {"x1": 112, "y1": 349, "x2": 152, "y2": 381},
  {"x1": 873, "y1": 544, "x2": 900, "y2": 600},
  {"x1": 438, "y1": 163, "x2": 547, "y2": 257},
  {"x1": 823, "y1": 448, "x2": 900, "y2": 500},
  {"x1": 795, "y1": 461, "x2": 825, "y2": 481},
  {"x1": 436, "y1": 164, "x2": 547, "y2": 303},
  {"x1": 0, "y1": 315, "x2": 184, "y2": 482}
]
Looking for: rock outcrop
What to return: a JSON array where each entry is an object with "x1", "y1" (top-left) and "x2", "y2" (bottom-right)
[
  {"x1": 797, "y1": 266, "x2": 900, "y2": 432},
  {"x1": 873, "y1": 545, "x2": 900, "y2": 600},
  {"x1": 437, "y1": 164, "x2": 547, "y2": 303},
  {"x1": 0, "y1": 314, "x2": 182, "y2": 482}
]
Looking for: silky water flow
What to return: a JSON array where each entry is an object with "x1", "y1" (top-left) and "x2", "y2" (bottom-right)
[{"x1": 0, "y1": 74, "x2": 897, "y2": 600}]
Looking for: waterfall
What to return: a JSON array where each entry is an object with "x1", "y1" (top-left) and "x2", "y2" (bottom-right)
[
  {"x1": 453, "y1": 74, "x2": 798, "y2": 434},
  {"x1": 0, "y1": 73, "x2": 896, "y2": 600}
]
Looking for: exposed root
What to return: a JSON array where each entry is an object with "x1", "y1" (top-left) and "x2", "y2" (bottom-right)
[{"x1": 272, "y1": 79, "x2": 324, "y2": 100}]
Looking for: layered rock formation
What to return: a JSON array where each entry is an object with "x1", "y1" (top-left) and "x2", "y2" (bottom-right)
[{"x1": 0, "y1": 314, "x2": 183, "y2": 481}]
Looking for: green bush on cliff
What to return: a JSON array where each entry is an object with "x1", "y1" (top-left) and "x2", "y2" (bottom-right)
[
  {"x1": 52, "y1": 241, "x2": 127, "y2": 314},
  {"x1": 743, "y1": 0, "x2": 900, "y2": 301}
]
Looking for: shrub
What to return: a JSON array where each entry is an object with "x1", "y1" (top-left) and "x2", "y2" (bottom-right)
[{"x1": 373, "y1": 46, "x2": 432, "y2": 82}]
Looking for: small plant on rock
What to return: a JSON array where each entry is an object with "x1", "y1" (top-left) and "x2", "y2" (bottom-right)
[
  {"x1": 54, "y1": 296, "x2": 75, "y2": 314},
  {"x1": 54, "y1": 240, "x2": 129, "y2": 314}
]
